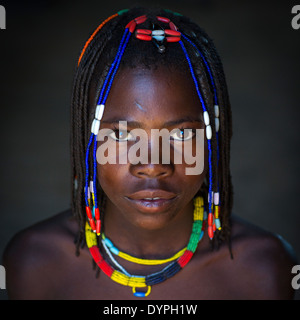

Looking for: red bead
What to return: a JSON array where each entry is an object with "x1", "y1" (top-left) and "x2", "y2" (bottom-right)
[
  {"x1": 135, "y1": 15, "x2": 147, "y2": 24},
  {"x1": 157, "y1": 16, "x2": 170, "y2": 23},
  {"x1": 89, "y1": 246, "x2": 103, "y2": 264},
  {"x1": 208, "y1": 226, "x2": 214, "y2": 239},
  {"x1": 125, "y1": 20, "x2": 137, "y2": 33},
  {"x1": 89, "y1": 218, "x2": 96, "y2": 231},
  {"x1": 99, "y1": 260, "x2": 114, "y2": 277},
  {"x1": 169, "y1": 21, "x2": 178, "y2": 31},
  {"x1": 166, "y1": 36, "x2": 181, "y2": 42},
  {"x1": 85, "y1": 206, "x2": 92, "y2": 219},
  {"x1": 129, "y1": 21, "x2": 137, "y2": 33},
  {"x1": 165, "y1": 29, "x2": 181, "y2": 36},
  {"x1": 178, "y1": 250, "x2": 193, "y2": 268},
  {"x1": 136, "y1": 28, "x2": 152, "y2": 35},
  {"x1": 96, "y1": 219, "x2": 101, "y2": 235},
  {"x1": 208, "y1": 213, "x2": 213, "y2": 226},
  {"x1": 94, "y1": 207, "x2": 100, "y2": 220},
  {"x1": 213, "y1": 223, "x2": 216, "y2": 232},
  {"x1": 136, "y1": 33, "x2": 152, "y2": 41}
]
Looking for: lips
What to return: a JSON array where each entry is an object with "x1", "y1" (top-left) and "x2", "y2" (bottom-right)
[
  {"x1": 127, "y1": 189, "x2": 177, "y2": 200},
  {"x1": 125, "y1": 189, "x2": 178, "y2": 213}
]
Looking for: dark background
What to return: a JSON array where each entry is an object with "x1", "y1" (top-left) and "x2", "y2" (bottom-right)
[{"x1": 0, "y1": 0, "x2": 299, "y2": 300}]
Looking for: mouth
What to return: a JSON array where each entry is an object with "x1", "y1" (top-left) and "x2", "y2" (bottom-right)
[{"x1": 125, "y1": 189, "x2": 178, "y2": 213}]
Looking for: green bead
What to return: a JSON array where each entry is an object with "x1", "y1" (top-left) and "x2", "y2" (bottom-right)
[
  {"x1": 117, "y1": 9, "x2": 129, "y2": 15},
  {"x1": 192, "y1": 221, "x2": 202, "y2": 233},
  {"x1": 187, "y1": 233, "x2": 199, "y2": 252}
]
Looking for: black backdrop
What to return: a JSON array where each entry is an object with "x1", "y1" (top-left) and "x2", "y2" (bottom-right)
[{"x1": 0, "y1": 0, "x2": 299, "y2": 300}]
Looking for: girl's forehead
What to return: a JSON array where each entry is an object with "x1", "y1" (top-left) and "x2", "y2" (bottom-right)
[{"x1": 101, "y1": 66, "x2": 204, "y2": 121}]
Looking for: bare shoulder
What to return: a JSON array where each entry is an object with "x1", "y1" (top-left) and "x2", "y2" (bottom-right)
[
  {"x1": 2, "y1": 210, "x2": 80, "y2": 299},
  {"x1": 229, "y1": 214, "x2": 298, "y2": 299}
]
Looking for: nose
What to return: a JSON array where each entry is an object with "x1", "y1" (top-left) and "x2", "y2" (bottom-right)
[
  {"x1": 129, "y1": 134, "x2": 174, "y2": 179},
  {"x1": 130, "y1": 162, "x2": 174, "y2": 179}
]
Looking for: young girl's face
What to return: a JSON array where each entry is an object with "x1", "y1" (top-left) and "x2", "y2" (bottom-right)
[{"x1": 96, "y1": 65, "x2": 208, "y2": 230}]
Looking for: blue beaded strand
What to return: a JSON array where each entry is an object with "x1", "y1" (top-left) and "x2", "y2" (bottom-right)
[
  {"x1": 101, "y1": 31, "x2": 132, "y2": 105},
  {"x1": 181, "y1": 35, "x2": 221, "y2": 204},
  {"x1": 97, "y1": 29, "x2": 130, "y2": 105},
  {"x1": 181, "y1": 34, "x2": 218, "y2": 105},
  {"x1": 179, "y1": 40, "x2": 214, "y2": 216},
  {"x1": 145, "y1": 261, "x2": 181, "y2": 286},
  {"x1": 92, "y1": 30, "x2": 132, "y2": 210},
  {"x1": 84, "y1": 134, "x2": 95, "y2": 206},
  {"x1": 85, "y1": 28, "x2": 132, "y2": 213}
]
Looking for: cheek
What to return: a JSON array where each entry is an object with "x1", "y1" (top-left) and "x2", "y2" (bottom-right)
[
  {"x1": 174, "y1": 137, "x2": 208, "y2": 191},
  {"x1": 97, "y1": 164, "x2": 126, "y2": 196},
  {"x1": 177, "y1": 165, "x2": 207, "y2": 197},
  {"x1": 96, "y1": 138, "x2": 128, "y2": 193}
]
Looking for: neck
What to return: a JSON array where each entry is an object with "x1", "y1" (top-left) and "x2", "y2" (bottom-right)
[{"x1": 103, "y1": 199, "x2": 194, "y2": 259}]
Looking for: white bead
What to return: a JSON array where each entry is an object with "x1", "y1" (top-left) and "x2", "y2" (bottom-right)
[
  {"x1": 214, "y1": 192, "x2": 219, "y2": 205},
  {"x1": 95, "y1": 104, "x2": 105, "y2": 120},
  {"x1": 74, "y1": 178, "x2": 78, "y2": 190},
  {"x1": 91, "y1": 120, "x2": 95, "y2": 134},
  {"x1": 203, "y1": 111, "x2": 210, "y2": 126},
  {"x1": 152, "y1": 35, "x2": 165, "y2": 41},
  {"x1": 152, "y1": 30, "x2": 164, "y2": 36},
  {"x1": 91, "y1": 119, "x2": 100, "y2": 135},
  {"x1": 214, "y1": 104, "x2": 219, "y2": 118},
  {"x1": 215, "y1": 117, "x2": 220, "y2": 132},
  {"x1": 206, "y1": 125, "x2": 212, "y2": 140},
  {"x1": 89, "y1": 181, "x2": 94, "y2": 193}
]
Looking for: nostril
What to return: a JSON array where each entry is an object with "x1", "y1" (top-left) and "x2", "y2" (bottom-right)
[
  {"x1": 131, "y1": 163, "x2": 174, "y2": 179},
  {"x1": 136, "y1": 169, "x2": 168, "y2": 178}
]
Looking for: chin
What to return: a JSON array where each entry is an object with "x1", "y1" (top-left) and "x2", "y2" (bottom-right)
[{"x1": 129, "y1": 210, "x2": 178, "y2": 232}]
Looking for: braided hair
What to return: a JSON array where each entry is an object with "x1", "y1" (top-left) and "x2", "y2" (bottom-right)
[{"x1": 70, "y1": 7, "x2": 233, "y2": 257}]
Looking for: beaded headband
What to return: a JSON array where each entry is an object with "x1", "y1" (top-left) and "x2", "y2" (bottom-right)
[{"x1": 79, "y1": 10, "x2": 222, "y2": 296}]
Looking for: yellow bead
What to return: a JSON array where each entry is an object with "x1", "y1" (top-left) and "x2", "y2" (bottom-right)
[
  {"x1": 215, "y1": 206, "x2": 219, "y2": 219},
  {"x1": 132, "y1": 286, "x2": 151, "y2": 297},
  {"x1": 111, "y1": 271, "x2": 146, "y2": 287},
  {"x1": 193, "y1": 196, "x2": 203, "y2": 207},
  {"x1": 85, "y1": 222, "x2": 97, "y2": 248}
]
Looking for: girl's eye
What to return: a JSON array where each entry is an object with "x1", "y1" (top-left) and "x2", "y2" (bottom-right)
[
  {"x1": 170, "y1": 129, "x2": 195, "y2": 141},
  {"x1": 109, "y1": 129, "x2": 136, "y2": 142}
]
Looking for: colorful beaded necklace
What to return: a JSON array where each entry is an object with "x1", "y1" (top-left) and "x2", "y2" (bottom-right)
[
  {"x1": 85, "y1": 196, "x2": 205, "y2": 297},
  {"x1": 101, "y1": 233, "x2": 187, "y2": 265}
]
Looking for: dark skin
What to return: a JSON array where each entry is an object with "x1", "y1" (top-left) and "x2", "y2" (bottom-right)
[{"x1": 3, "y1": 67, "x2": 298, "y2": 300}]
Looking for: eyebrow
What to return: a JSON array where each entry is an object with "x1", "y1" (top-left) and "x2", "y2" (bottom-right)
[{"x1": 101, "y1": 117, "x2": 203, "y2": 128}]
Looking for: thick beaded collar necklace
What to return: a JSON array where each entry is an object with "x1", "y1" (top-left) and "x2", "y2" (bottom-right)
[{"x1": 85, "y1": 196, "x2": 206, "y2": 297}]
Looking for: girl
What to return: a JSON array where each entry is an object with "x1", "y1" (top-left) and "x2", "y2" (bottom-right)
[{"x1": 3, "y1": 7, "x2": 297, "y2": 300}]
